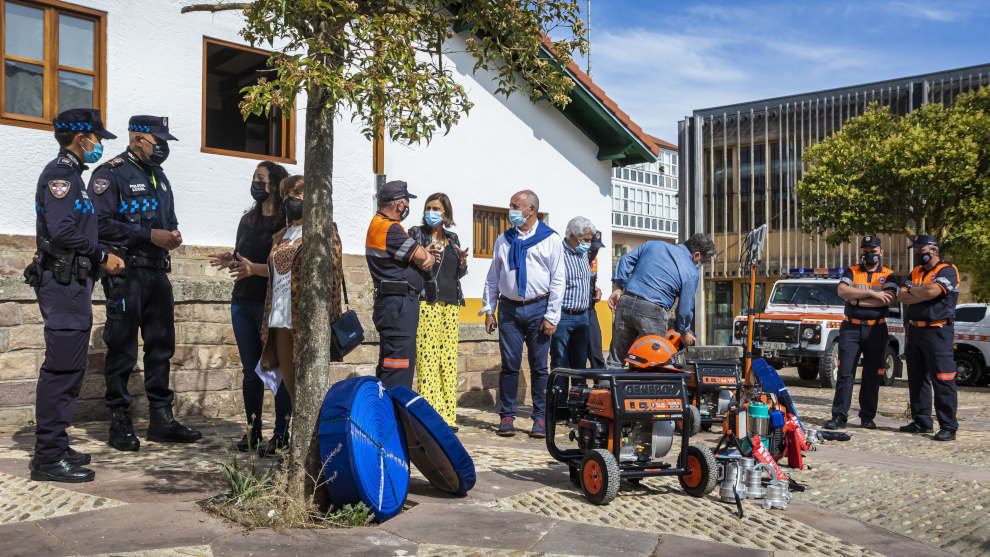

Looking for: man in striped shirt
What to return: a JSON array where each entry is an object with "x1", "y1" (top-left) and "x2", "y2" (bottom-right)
[{"x1": 550, "y1": 217, "x2": 596, "y2": 372}]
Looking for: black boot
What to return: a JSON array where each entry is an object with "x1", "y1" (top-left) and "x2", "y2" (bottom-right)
[
  {"x1": 236, "y1": 430, "x2": 262, "y2": 452},
  {"x1": 147, "y1": 406, "x2": 202, "y2": 443},
  {"x1": 824, "y1": 414, "x2": 847, "y2": 430},
  {"x1": 66, "y1": 446, "x2": 92, "y2": 465},
  {"x1": 30, "y1": 458, "x2": 95, "y2": 483},
  {"x1": 258, "y1": 434, "x2": 289, "y2": 458},
  {"x1": 108, "y1": 407, "x2": 140, "y2": 451}
]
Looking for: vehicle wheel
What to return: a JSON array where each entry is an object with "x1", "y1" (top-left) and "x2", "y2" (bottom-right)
[
  {"x1": 678, "y1": 443, "x2": 717, "y2": 497},
  {"x1": 797, "y1": 362, "x2": 819, "y2": 381},
  {"x1": 818, "y1": 343, "x2": 839, "y2": 389},
  {"x1": 882, "y1": 345, "x2": 902, "y2": 386},
  {"x1": 683, "y1": 405, "x2": 702, "y2": 437},
  {"x1": 955, "y1": 351, "x2": 983, "y2": 386},
  {"x1": 581, "y1": 449, "x2": 620, "y2": 505}
]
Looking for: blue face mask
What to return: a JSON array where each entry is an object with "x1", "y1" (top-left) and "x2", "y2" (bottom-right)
[
  {"x1": 695, "y1": 262, "x2": 704, "y2": 272},
  {"x1": 509, "y1": 209, "x2": 526, "y2": 227},
  {"x1": 424, "y1": 210, "x2": 443, "y2": 227},
  {"x1": 576, "y1": 242, "x2": 591, "y2": 255},
  {"x1": 82, "y1": 138, "x2": 103, "y2": 164}
]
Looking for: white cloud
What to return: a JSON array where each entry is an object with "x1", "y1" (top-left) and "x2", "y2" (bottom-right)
[{"x1": 887, "y1": 1, "x2": 960, "y2": 22}]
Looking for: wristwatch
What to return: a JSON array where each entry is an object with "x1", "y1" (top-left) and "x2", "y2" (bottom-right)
[{"x1": 99, "y1": 250, "x2": 109, "y2": 265}]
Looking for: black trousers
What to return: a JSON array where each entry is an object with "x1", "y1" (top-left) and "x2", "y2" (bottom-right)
[
  {"x1": 34, "y1": 368, "x2": 85, "y2": 464},
  {"x1": 587, "y1": 307, "x2": 605, "y2": 368},
  {"x1": 831, "y1": 322, "x2": 887, "y2": 421},
  {"x1": 906, "y1": 324, "x2": 958, "y2": 431},
  {"x1": 373, "y1": 293, "x2": 419, "y2": 389},
  {"x1": 102, "y1": 267, "x2": 175, "y2": 410}
]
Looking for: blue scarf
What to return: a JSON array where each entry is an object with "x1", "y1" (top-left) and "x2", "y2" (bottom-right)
[{"x1": 504, "y1": 221, "x2": 555, "y2": 297}]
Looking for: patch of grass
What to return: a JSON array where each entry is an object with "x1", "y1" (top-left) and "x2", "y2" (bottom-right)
[{"x1": 203, "y1": 440, "x2": 372, "y2": 530}]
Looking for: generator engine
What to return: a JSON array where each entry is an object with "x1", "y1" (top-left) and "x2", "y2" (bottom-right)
[{"x1": 565, "y1": 385, "x2": 676, "y2": 463}]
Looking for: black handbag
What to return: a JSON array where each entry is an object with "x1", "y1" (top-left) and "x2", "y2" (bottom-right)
[{"x1": 331, "y1": 277, "x2": 364, "y2": 360}]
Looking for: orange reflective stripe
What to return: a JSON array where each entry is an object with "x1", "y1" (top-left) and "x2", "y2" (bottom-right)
[
  {"x1": 850, "y1": 265, "x2": 893, "y2": 288},
  {"x1": 909, "y1": 320, "x2": 947, "y2": 327},
  {"x1": 382, "y1": 358, "x2": 409, "y2": 368},
  {"x1": 845, "y1": 317, "x2": 885, "y2": 325},
  {"x1": 911, "y1": 261, "x2": 950, "y2": 285},
  {"x1": 365, "y1": 213, "x2": 403, "y2": 251},
  {"x1": 936, "y1": 372, "x2": 956, "y2": 381}
]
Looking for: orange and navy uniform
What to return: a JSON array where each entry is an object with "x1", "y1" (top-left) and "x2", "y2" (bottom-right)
[
  {"x1": 904, "y1": 260, "x2": 959, "y2": 432},
  {"x1": 839, "y1": 265, "x2": 898, "y2": 320},
  {"x1": 365, "y1": 212, "x2": 423, "y2": 292}
]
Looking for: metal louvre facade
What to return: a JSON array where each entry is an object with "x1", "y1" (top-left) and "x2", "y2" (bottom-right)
[{"x1": 677, "y1": 63, "x2": 990, "y2": 344}]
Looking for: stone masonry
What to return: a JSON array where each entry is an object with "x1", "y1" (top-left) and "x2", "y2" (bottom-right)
[{"x1": 0, "y1": 234, "x2": 535, "y2": 426}]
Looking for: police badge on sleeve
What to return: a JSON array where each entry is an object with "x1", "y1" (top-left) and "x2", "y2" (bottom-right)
[
  {"x1": 48, "y1": 180, "x2": 71, "y2": 199},
  {"x1": 93, "y1": 178, "x2": 110, "y2": 195}
]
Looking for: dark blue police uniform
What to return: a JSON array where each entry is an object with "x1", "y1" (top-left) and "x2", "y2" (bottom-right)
[
  {"x1": 88, "y1": 115, "x2": 200, "y2": 450},
  {"x1": 27, "y1": 109, "x2": 116, "y2": 482},
  {"x1": 902, "y1": 237, "x2": 959, "y2": 437},
  {"x1": 828, "y1": 236, "x2": 899, "y2": 429}
]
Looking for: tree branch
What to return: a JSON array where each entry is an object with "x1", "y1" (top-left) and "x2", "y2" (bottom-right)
[{"x1": 180, "y1": 2, "x2": 252, "y2": 14}]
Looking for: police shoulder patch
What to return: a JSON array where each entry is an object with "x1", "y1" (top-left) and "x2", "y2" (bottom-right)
[
  {"x1": 107, "y1": 157, "x2": 124, "y2": 167},
  {"x1": 56, "y1": 157, "x2": 74, "y2": 168},
  {"x1": 93, "y1": 177, "x2": 110, "y2": 195},
  {"x1": 48, "y1": 179, "x2": 71, "y2": 199}
]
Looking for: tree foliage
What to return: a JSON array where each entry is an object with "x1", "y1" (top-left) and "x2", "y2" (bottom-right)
[{"x1": 797, "y1": 87, "x2": 990, "y2": 299}]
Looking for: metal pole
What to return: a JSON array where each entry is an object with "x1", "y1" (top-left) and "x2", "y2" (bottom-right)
[
  {"x1": 764, "y1": 106, "x2": 770, "y2": 276},
  {"x1": 723, "y1": 112, "x2": 729, "y2": 277},
  {"x1": 586, "y1": 0, "x2": 591, "y2": 76},
  {"x1": 785, "y1": 102, "x2": 790, "y2": 271},
  {"x1": 737, "y1": 109, "x2": 742, "y2": 277}
]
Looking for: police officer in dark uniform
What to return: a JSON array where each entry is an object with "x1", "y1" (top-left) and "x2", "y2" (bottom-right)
[
  {"x1": 825, "y1": 235, "x2": 898, "y2": 430},
  {"x1": 88, "y1": 115, "x2": 201, "y2": 451},
  {"x1": 25, "y1": 109, "x2": 125, "y2": 482},
  {"x1": 897, "y1": 235, "x2": 959, "y2": 441},
  {"x1": 365, "y1": 180, "x2": 435, "y2": 388}
]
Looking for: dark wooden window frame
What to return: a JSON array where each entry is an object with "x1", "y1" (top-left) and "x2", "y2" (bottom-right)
[
  {"x1": 201, "y1": 36, "x2": 295, "y2": 164},
  {"x1": 0, "y1": 0, "x2": 106, "y2": 131},
  {"x1": 472, "y1": 204, "x2": 548, "y2": 260}
]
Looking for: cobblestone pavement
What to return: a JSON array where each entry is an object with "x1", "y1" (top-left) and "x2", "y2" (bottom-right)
[{"x1": 0, "y1": 367, "x2": 987, "y2": 556}]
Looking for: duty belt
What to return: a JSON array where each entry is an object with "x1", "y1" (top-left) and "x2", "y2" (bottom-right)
[
  {"x1": 844, "y1": 317, "x2": 885, "y2": 325},
  {"x1": 909, "y1": 320, "x2": 950, "y2": 327},
  {"x1": 127, "y1": 254, "x2": 170, "y2": 270}
]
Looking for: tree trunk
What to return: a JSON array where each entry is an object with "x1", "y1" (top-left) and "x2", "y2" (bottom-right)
[{"x1": 287, "y1": 81, "x2": 335, "y2": 511}]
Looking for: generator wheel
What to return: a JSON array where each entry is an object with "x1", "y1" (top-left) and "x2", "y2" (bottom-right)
[
  {"x1": 581, "y1": 449, "x2": 620, "y2": 505},
  {"x1": 684, "y1": 406, "x2": 702, "y2": 437},
  {"x1": 678, "y1": 444, "x2": 717, "y2": 497}
]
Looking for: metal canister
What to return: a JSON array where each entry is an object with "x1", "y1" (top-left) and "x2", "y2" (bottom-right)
[
  {"x1": 747, "y1": 402, "x2": 770, "y2": 437},
  {"x1": 746, "y1": 463, "x2": 767, "y2": 499},
  {"x1": 718, "y1": 457, "x2": 747, "y2": 503},
  {"x1": 763, "y1": 479, "x2": 791, "y2": 509}
]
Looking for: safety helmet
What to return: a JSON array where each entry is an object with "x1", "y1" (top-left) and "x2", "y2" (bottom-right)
[{"x1": 624, "y1": 332, "x2": 680, "y2": 369}]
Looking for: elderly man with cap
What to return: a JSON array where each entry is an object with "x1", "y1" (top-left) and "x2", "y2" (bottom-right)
[
  {"x1": 825, "y1": 235, "x2": 899, "y2": 431},
  {"x1": 366, "y1": 180, "x2": 436, "y2": 388},
  {"x1": 26, "y1": 109, "x2": 125, "y2": 482},
  {"x1": 88, "y1": 115, "x2": 200, "y2": 451},
  {"x1": 897, "y1": 235, "x2": 960, "y2": 441}
]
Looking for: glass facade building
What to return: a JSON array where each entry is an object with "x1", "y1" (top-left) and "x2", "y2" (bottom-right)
[{"x1": 677, "y1": 63, "x2": 990, "y2": 344}]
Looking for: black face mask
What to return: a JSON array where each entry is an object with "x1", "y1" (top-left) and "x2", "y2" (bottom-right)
[
  {"x1": 250, "y1": 180, "x2": 269, "y2": 201},
  {"x1": 148, "y1": 140, "x2": 169, "y2": 165},
  {"x1": 399, "y1": 204, "x2": 410, "y2": 221},
  {"x1": 860, "y1": 252, "x2": 880, "y2": 267},
  {"x1": 284, "y1": 197, "x2": 304, "y2": 222},
  {"x1": 914, "y1": 252, "x2": 933, "y2": 267}
]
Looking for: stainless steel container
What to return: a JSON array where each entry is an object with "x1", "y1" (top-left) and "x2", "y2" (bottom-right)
[
  {"x1": 718, "y1": 458, "x2": 747, "y2": 503},
  {"x1": 746, "y1": 463, "x2": 767, "y2": 499},
  {"x1": 763, "y1": 479, "x2": 791, "y2": 509}
]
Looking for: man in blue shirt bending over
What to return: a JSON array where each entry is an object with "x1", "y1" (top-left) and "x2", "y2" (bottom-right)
[{"x1": 607, "y1": 234, "x2": 716, "y2": 367}]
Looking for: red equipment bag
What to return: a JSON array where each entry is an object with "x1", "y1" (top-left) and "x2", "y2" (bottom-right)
[{"x1": 752, "y1": 434, "x2": 788, "y2": 481}]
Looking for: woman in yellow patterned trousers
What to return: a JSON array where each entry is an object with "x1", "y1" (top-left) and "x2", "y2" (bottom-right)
[{"x1": 409, "y1": 193, "x2": 468, "y2": 428}]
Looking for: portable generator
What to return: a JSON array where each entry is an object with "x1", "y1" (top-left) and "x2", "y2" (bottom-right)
[
  {"x1": 684, "y1": 359, "x2": 741, "y2": 430},
  {"x1": 547, "y1": 368, "x2": 717, "y2": 505}
]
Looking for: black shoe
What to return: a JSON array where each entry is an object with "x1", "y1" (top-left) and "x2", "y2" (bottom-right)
[
  {"x1": 147, "y1": 407, "x2": 202, "y2": 443},
  {"x1": 860, "y1": 419, "x2": 877, "y2": 430},
  {"x1": 898, "y1": 422, "x2": 934, "y2": 434},
  {"x1": 933, "y1": 429, "x2": 956, "y2": 441},
  {"x1": 824, "y1": 415, "x2": 847, "y2": 430},
  {"x1": 258, "y1": 434, "x2": 289, "y2": 458},
  {"x1": 237, "y1": 431, "x2": 262, "y2": 452},
  {"x1": 108, "y1": 408, "x2": 140, "y2": 451},
  {"x1": 30, "y1": 458, "x2": 95, "y2": 483},
  {"x1": 66, "y1": 446, "x2": 91, "y2": 466}
]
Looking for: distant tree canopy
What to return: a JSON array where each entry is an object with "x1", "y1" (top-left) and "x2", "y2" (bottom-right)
[{"x1": 797, "y1": 87, "x2": 990, "y2": 300}]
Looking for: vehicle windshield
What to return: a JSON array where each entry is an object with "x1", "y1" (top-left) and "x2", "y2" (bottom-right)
[
  {"x1": 769, "y1": 283, "x2": 843, "y2": 306},
  {"x1": 956, "y1": 306, "x2": 987, "y2": 322}
]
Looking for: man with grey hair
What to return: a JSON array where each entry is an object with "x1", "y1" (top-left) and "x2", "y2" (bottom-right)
[
  {"x1": 550, "y1": 216, "x2": 596, "y2": 374},
  {"x1": 481, "y1": 189, "x2": 565, "y2": 438},
  {"x1": 607, "y1": 233, "x2": 716, "y2": 367}
]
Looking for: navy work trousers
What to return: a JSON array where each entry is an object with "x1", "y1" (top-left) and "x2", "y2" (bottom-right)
[
  {"x1": 231, "y1": 301, "x2": 291, "y2": 437},
  {"x1": 906, "y1": 324, "x2": 958, "y2": 432},
  {"x1": 102, "y1": 267, "x2": 175, "y2": 410},
  {"x1": 373, "y1": 293, "x2": 419, "y2": 389},
  {"x1": 831, "y1": 321, "x2": 887, "y2": 421},
  {"x1": 497, "y1": 297, "x2": 552, "y2": 420}
]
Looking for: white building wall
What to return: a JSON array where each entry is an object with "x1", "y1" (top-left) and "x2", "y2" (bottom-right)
[{"x1": 1, "y1": 1, "x2": 614, "y2": 300}]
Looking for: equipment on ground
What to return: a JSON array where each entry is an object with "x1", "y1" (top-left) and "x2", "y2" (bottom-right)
[{"x1": 547, "y1": 368, "x2": 717, "y2": 505}]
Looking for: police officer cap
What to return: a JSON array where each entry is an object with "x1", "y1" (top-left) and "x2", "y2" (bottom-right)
[
  {"x1": 53, "y1": 108, "x2": 117, "y2": 139},
  {"x1": 860, "y1": 235, "x2": 881, "y2": 248},
  {"x1": 912, "y1": 234, "x2": 938, "y2": 248},
  {"x1": 590, "y1": 230, "x2": 605, "y2": 250},
  {"x1": 379, "y1": 180, "x2": 417, "y2": 202},
  {"x1": 128, "y1": 115, "x2": 178, "y2": 141}
]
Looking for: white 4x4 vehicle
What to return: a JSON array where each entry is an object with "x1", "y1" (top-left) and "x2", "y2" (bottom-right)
[
  {"x1": 949, "y1": 303, "x2": 989, "y2": 386},
  {"x1": 732, "y1": 276, "x2": 904, "y2": 389}
]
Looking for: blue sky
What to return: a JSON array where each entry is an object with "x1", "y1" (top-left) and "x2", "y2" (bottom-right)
[{"x1": 570, "y1": 0, "x2": 990, "y2": 142}]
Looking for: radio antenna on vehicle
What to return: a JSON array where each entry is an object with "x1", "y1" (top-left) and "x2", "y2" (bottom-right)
[{"x1": 741, "y1": 224, "x2": 767, "y2": 399}]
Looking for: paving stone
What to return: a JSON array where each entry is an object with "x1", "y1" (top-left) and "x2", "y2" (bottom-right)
[
  {"x1": 416, "y1": 544, "x2": 587, "y2": 556},
  {"x1": 81, "y1": 545, "x2": 213, "y2": 557},
  {"x1": 0, "y1": 470, "x2": 125, "y2": 524}
]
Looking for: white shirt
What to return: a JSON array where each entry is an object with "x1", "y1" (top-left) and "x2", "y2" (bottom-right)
[
  {"x1": 269, "y1": 225, "x2": 303, "y2": 328},
  {"x1": 480, "y1": 224, "x2": 565, "y2": 325}
]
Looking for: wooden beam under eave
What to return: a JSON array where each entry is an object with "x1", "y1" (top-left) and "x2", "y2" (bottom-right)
[{"x1": 597, "y1": 144, "x2": 632, "y2": 161}]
